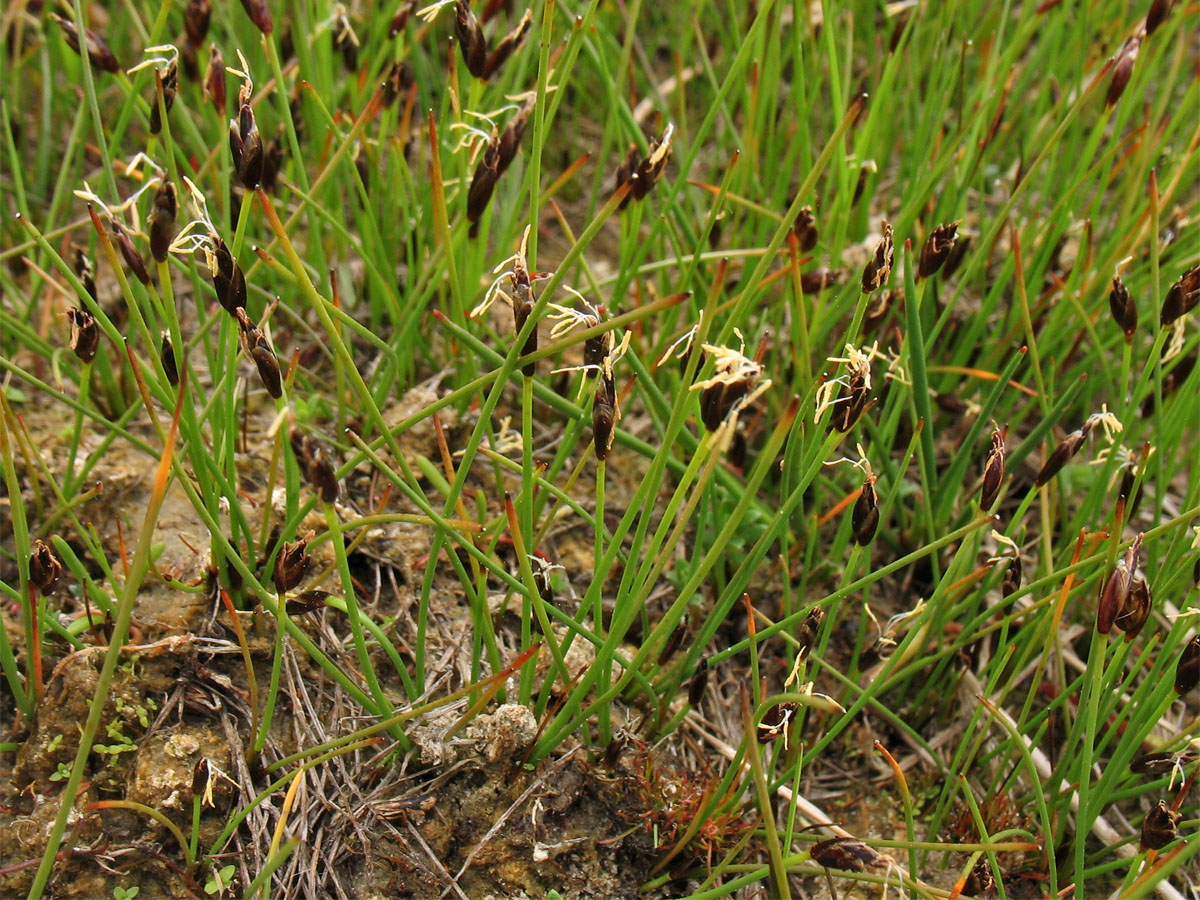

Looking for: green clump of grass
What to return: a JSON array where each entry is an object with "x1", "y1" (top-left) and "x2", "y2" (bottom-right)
[{"x1": 1, "y1": 1, "x2": 1198, "y2": 898}]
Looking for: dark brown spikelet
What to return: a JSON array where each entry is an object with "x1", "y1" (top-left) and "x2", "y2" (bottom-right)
[
  {"x1": 811, "y1": 838, "x2": 890, "y2": 874},
  {"x1": 1034, "y1": 424, "x2": 1090, "y2": 486},
  {"x1": 1175, "y1": 635, "x2": 1199, "y2": 695},
  {"x1": 1106, "y1": 35, "x2": 1141, "y2": 107},
  {"x1": 180, "y1": 42, "x2": 199, "y2": 81},
  {"x1": 74, "y1": 249, "x2": 97, "y2": 301},
  {"x1": 941, "y1": 233, "x2": 971, "y2": 279},
  {"x1": 614, "y1": 145, "x2": 639, "y2": 210},
  {"x1": 390, "y1": 1, "x2": 417, "y2": 37},
  {"x1": 239, "y1": 0, "x2": 274, "y2": 34},
  {"x1": 511, "y1": 277, "x2": 537, "y2": 377},
  {"x1": 466, "y1": 132, "x2": 501, "y2": 226},
  {"x1": 830, "y1": 371, "x2": 870, "y2": 433},
  {"x1": 497, "y1": 98, "x2": 533, "y2": 172},
  {"x1": 757, "y1": 701, "x2": 797, "y2": 743},
  {"x1": 160, "y1": 332, "x2": 179, "y2": 386},
  {"x1": 184, "y1": 0, "x2": 212, "y2": 47},
  {"x1": 792, "y1": 206, "x2": 818, "y2": 252},
  {"x1": 307, "y1": 448, "x2": 339, "y2": 504},
  {"x1": 800, "y1": 268, "x2": 846, "y2": 294},
  {"x1": 584, "y1": 327, "x2": 613, "y2": 372},
  {"x1": 273, "y1": 532, "x2": 313, "y2": 593},
  {"x1": 29, "y1": 540, "x2": 63, "y2": 595},
  {"x1": 700, "y1": 379, "x2": 751, "y2": 432},
  {"x1": 1140, "y1": 800, "x2": 1180, "y2": 851},
  {"x1": 1002, "y1": 552, "x2": 1023, "y2": 597},
  {"x1": 210, "y1": 238, "x2": 247, "y2": 313},
  {"x1": 852, "y1": 474, "x2": 879, "y2": 546},
  {"x1": 593, "y1": 372, "x2": 617, "y2": 461},
  {"x1": 286, "y1": 590, "x2": 332, "y2": 615},
  {"x1": 687, "y1": 656, "x2": 709, "y2": 706},
  {"x1": 455, "y1": 0, "x2": 488, "y2": 78},
  {"x1": 483, "y1": 8, "x2": 532, "y2": 79},
  {"x1": 861, "y1": 221, "x2": 894, "y2": 294},
  {"x1": 1145, "y1": 0, "x2": 1173, "y2": 34},
  {"x1": 67, "y1": 308, "x2": 99, "y2": 364},
  {"x1": 252, "y1": 342, "x2": 282, "y2": 399},
  {"x1": 656, "y1": 617, "x2": 687, "y2": 666},
  {"x1": 796, "y1": 606, "x2": 825, "y2": 653},
  {"x1": 148, "y1": 180, "x2": 177, "y2": 263},
  {"x1": 52, "y1": 14, "x2": 121, "y2": 73},
  {"x1": 1160, "y1": 264, "x2": 1200, "y2": 326},
  {"x1": 1097, "y1": 533, "x2": 1142, "y2": 635},
  {"x1": 1114, "y1": 575, "x2": 1151, "y2": 638},
  {"x1": 205, "y1": 46, "x2": 227, "y2": 116},
  {"x1": 148, "y1": 60, "x2": 179, "y2": 135},
  {"x1": 381, "y1": 61, "x2": 414, "y2": 108},
  {"x1": 111, "y1": 223, "x2": 151, "y2": 286},
  {"x1": 631, "y1": 124, "x2": 674, "y2": 202},
  {"x1": 918, "y1": 221, "x2": 958, "y2": 280},
  {"x1": 231, "y1": 87, "x2": 265, "y2": 189},
  {"x1": 862, "y1": 289, "x2": 895, "y2": 332},
  {"x1": 980, "y1": 424, "x2": 1007, "y2": 511},
  {"x1": 1109, "y1": 272, "x2": 1137, "y2": 338}
]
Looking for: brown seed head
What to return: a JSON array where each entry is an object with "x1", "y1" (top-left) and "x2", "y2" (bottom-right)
[
  {"x1": 148, "y1": 59, "x2": 179, "y2": 135},
  {"x1": 1160, "y1": 264, "x2": 1200, "y2": 326},
  {"x1": 381, "y1": 61, "x2": 414, "y2": 108},
  {"x1": 1175, "y1": 634, "x2": 1199, "y2": 695},
  {"x1": 792, "y1": 206, "x2": 818, "y2": 252},
  {"x1": 74, "y1": 248, "x2": 97, "y2": 300},
  {"x1": 757, "y1": 701, "x2": 797, "y2": 743},
  {"x1": 231, "y1": 92, "x2": 264, "y2": 189},
  {"x1": 1106, "y1": 35, "x2": 1141, "y2": 107},
  {"x1": 455, "y1": 0, "x2": 488, "y2": 78},
  {"x1": 67, "y1": 308, "x2": 99, "y2": 364},
  {"x1": 1109, "y1": 272, "x2": 1137, "y2": 337},
  {"x1": 918, "y1": 221, "x2": 958, "y2": 280},
  {"x1": 210, "y1": 237, "x2": 246, "y2": 313},
  {"x1": 1140, "y1": 800, "x2": 1180, "y2": 851},
  {"x1": 51, "y1": 14, "x2": 121, "y2": 73},
  {"x1": 149, "y1": 180, "x2": 177, "y2": 263},
  {"x1": 1034, "y1": 426, "x2": 1089, "y2": 486},
  {"x1": 160, "y1": 332, "x2": 179, "y2": 386},
  {"x1": 831, "y1": 371, "x2": 871, "y2": 433},
  {"x1": 941, "y1": 233, "x2": 971, "y2": 279},
  {"x1": 111, "y1": 222, "x2": 151, "y2": 286},
  {"x1": 1097, "y1": 533, "x2": 1142, "y2": 635},
  {"x1": 1002, "y1": 553, "x2": 1023, "y2": 597},
  {"x1": 1114, "y1": 575, "x2": 1151, "y2": 638},
  {"x1": 497, "y1": 98, "x2": 533, "y2": 173},
  {"x1": 796, "y1": 606, "x2": 825, "y2": 653},
  {"x1": 29, "y1": 540, "x2": 63, "y2": 595},
  {"x1": 390, "y1": 1, "x2": 417, "y2": 37},
  {"x1": 860, "y1": 221, "x2": 894, "y2": 294},
  {"x1": 631, "y1": 124, "x2": 674, "y2": 201},
  {"x1": 239, "y1": 0, "x2": 274, "y2": 34},
  {"x1": 851, "y1": 473, "x2": 879, "y2": 546},
  {"x1": 252, "y1": 342, "x2": 282, "y2": 399},
  {"x1": 466, "y1": 132, "x2": 501, "y2": 225},
  {"x1": 205, "y1": 46, "x2": 227, "y2": 116},
  {"x1": 273, "y1": 532, "x2": 313, "y2": 593},
  {"x1": 593, "y1": 372, "x2": 617, "y2": 461},
  {"x1": 307, "y1": 448, "x2": 339, "y2": 503},
  {"x1": 1145, "y1": 0, "x2": 1173, "y2": 34},
  {"x1": 483, "y1": 8, "x2": 533, "y2": 79},
  {"x1": 811, "y1": 838, "x2": 889, "y2": 873},
  {"x1": 980, "y1": 424, "x2": 1007, "y2": 511},
  {"x1": 184, "y1": 0, "x2": 212, "y2": 47}
]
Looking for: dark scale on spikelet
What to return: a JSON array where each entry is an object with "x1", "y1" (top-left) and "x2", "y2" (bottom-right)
[
  {"x1": 184, "y1": 0, "x2": 212, "y2": 47},
  {"x1": 917, "y1": 221, "x2": 958, "y2": 280},
  {"x1": 687, "y1": 656, "x2": 709, "y2": 706},
  {"x1": 390, "y1": 1, "x2": 418, "y2": 37},
  {"x1": 111, "y1": 222, "x2": 151, "y2": 286},
  {"x1": 483, "y1": 9, "x2": 532, "y2": 79},
  {"x1": 73, "y1": 249, "x2": 97, "y2": 301},
  {"x1": 455, "y1": 0, "x2": 488, "y2": 77},
  {"x1": 1174, "y1": 634, "x2": 1199, "y2": 695},
  {"x1": 67, "y1": 308, "x2": 99, "y2": 364},
  {"x1": 1106, "y1": 34, "x2": 1142, "y2": 107},
  {"x1": 860, "y1": 221, "x2": 894, "y2": 294},
  {"x1": 1109, "y1": 271, "x2": 1137, "y2": 338},
  {"x1": 466, "y1": 100, "x2": 531, "y2": 235},
  {"x1": 160, "y1": 332, "x2": 179, "y2": 386},
  {"x1": 1097, "y1": 534, "x2": 1143, "y2": 635},
  {"x1": 149, "y1": 180, "x2": 177, "y2": 263},
  {"x1": 792, "y1": 206, "x2": 818, "y2": 252},
  {"x1": 615, "y1": 124, "x2": 674, "y2": 209},
  {"x1": 1034, "y1": 421, "x2": 1093, "y2": 486},
  {"x1": 1140, "y1": 801, "x2": 1180, "y2": 851},
  {"x1": 52, "y1": 14, "x2": 121, "y2": 73},
  {"x1": 1160, "y1": 264, "x2": 1199, "y2": 326},
  {"x1": 240, "y1": 0, "x2": 273, "y2": 34},
  {"x1": 381, "y1": 61, "x2": 414, "y2": 108},
  {"x1": 273, "y1": 532, "x2": 313, "y2": 593},
  {"x1": 593, "y1": 370, "x2": 617, "y2": 461},
  {"x1": 1145, "y1": 0, "x2": 1173, "y2": 34},
  {"x1": 148, "y1": 59, "x2": 179, "y2": 135},
  {"x1": 980, "y1": 424, "x2": 1007, "y2": 511},
  {"x1": 1114, "y1": 574, "x2": 1151, "y2": 638},
  {"x1": 209, "y1": 238, "x2": 247, "y2": 313},
  {"x1": 29, "y1": 540, "x2": 63, "y2": 595},
  {"x1": 851, "y1": 467, "x2": 879, "y2": 546},
  {"x1": 230, "y1": 82, "x2": 265, "y2": 189},
  {"x1": 206, "y1": 46, "x2": 227, "y2": 116}
]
